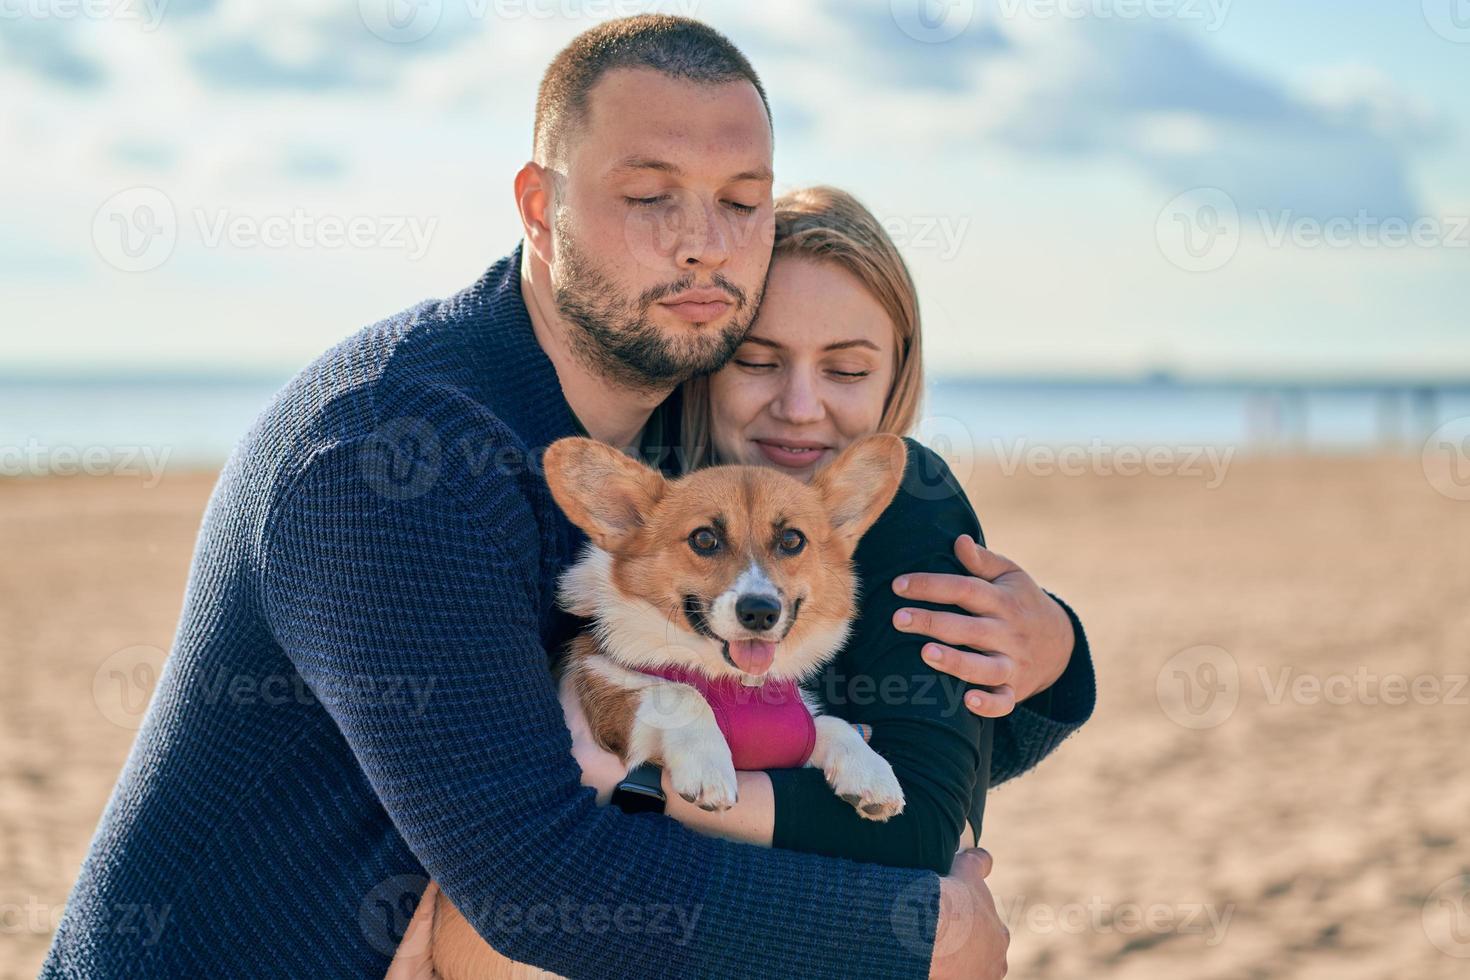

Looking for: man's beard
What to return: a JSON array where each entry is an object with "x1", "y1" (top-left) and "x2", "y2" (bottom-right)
[{"x1": 551, "y1": 217, "x2": 758, "y2": 391}]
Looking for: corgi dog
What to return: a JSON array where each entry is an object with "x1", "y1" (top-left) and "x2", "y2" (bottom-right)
[
  {"x1": 542, "y1": 432, "x2": 910, "y2": 815},
  {"x1": 432, "y1": 433, "x2": 908, "y2": 980}
]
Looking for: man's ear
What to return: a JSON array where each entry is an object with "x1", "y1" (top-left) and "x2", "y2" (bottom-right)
[
  {"x1": 812, "y1": 434, "x2": 908, "y2": 550},
  {"x1": 514, "y1": 161, "x2": 555, "y2": 269},
  {"x1": 543, "y1": 437, "x2": 666, "y2": 552}
]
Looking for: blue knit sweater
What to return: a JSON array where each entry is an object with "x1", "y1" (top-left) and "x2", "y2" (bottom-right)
[{"x1": 42, "y1": 247, "x2": 1090, "y2": 979}]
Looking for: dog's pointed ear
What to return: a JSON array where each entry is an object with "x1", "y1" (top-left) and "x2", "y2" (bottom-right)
[
  {"x1": 543, "y1": 437, "x2": 666, "y2": 551},
  {"x1": 812, "y1": 434, "x2": 908, "y2": 550}
]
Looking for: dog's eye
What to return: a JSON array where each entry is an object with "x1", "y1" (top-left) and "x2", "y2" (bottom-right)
[
  {"x1": 778, "y1": 528, "x2": 806, "y2": 555},
  {"x1": 689, "y1": 527, "x2": 720, "y2": 555}
]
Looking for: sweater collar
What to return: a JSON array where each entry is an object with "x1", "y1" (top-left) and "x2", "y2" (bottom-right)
[{"x1": 459, "y1": 242, "x2": 581, "y2": 455}]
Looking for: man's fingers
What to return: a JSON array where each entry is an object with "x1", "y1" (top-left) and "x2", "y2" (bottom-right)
[
  {"x1": 894, "y1": 606, "x2": 1010, "y2": 652},
  {"x1": 918, "y1": 643, "x2": 1016, "y2": 687},
  {"x1": 964, "y1": 685, "x2": 1016, "y2": 719},
  {"x1": 953, "y1": 846, "x2": 994, "y2": 880},
  {"x1": 955, "y1": 535, "x2": 1018, "y2": 582},
  {"x1": 893, "y1": 570, "x2": 1006, "y2": 614}
]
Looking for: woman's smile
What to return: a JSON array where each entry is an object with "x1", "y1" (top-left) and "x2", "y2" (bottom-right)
[{"x1": 750, "y1": 437, "x2": 834, "y2": 470}]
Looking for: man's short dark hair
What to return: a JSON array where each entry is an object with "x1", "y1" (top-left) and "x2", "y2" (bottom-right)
[{"x1": 534, "y1": 14, "x2": 771, "y2": 167}]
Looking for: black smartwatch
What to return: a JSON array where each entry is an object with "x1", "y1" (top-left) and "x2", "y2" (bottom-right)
[{"x1": 611, "y1": 762, "x2": 666, "y2": 814}]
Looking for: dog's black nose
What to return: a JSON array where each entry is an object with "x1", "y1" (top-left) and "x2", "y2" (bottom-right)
[{"x1": 735, "y1": 594, "x2": 781, "y2": 632}]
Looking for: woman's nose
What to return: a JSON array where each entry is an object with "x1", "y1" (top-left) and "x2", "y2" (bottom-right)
[{"x1": 772, "y1": 373, "x2": 825, "y2": 425}]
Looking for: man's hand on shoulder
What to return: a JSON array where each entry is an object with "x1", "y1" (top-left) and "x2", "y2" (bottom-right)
[{"x1": 892, "y1": 534, "x2": 1076, "y2": 717}]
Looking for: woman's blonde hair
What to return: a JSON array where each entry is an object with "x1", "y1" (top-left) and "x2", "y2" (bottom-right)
[{"x1": 679, "y1": 185, "x2": 924, "y2": 469}]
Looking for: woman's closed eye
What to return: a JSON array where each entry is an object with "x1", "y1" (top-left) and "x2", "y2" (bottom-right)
[{"x1": 734, "y1": 358, "x2": 779, "y2": 372}]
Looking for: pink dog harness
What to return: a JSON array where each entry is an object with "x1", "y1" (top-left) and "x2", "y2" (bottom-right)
[{"x1": 636, "y1": 664, "x2": 816, "y2": 769}]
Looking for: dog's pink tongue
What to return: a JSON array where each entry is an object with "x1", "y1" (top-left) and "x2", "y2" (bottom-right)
[{"x1": 728, "y1": 639, "x2": 777, "y2": 675}]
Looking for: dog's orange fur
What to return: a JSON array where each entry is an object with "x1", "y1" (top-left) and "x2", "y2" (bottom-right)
[{"x1": 431, "y1": 435, "x2": 907, "y2": 980}]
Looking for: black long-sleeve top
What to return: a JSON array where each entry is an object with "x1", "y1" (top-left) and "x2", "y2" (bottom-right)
[{"x1": 765, "y1": 438, "x2": 1096, "y2": 874}]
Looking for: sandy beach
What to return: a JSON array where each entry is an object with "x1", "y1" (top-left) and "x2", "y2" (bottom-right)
[{"x1": 3, "y1": 455, "x2": 1466, "y2": 979}]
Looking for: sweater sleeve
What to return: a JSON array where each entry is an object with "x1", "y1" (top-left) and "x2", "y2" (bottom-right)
[
  {"x1": 989, "y1": 592, "x2": 1096, "y2": 786},
  {"x1": 260, "y1": 423, "x2": 941, "y2": 979}
]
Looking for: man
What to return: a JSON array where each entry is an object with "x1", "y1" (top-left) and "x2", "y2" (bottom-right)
[{"x1": 43, "y1": 16, "x2": 1092, "y2": 979}]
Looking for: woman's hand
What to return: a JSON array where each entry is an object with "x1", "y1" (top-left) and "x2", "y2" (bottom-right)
[{"x1": 891, "y1": 534, "x2": 1075, "y2": 717}]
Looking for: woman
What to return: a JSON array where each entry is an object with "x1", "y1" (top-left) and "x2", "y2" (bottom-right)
[{"x1": 393, "y1": 187, "x2": 1093, "y2": 978}]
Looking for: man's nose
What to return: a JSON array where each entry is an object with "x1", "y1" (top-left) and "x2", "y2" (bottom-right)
[
  {"x1": 735, "y1": 594, "x2": 781, "y2": 632},
  {"x1": 675, "y1": 199, "x2": 731, "y2": 270}
]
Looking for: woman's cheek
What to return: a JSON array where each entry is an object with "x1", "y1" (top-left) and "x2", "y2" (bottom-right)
[{"x1": 832, "y1": 381, "x2": 886, "y2": 437}]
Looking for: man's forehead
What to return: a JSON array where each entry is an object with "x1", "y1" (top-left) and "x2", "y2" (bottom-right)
[{"x1": 577, "y1": 68, "x2": 773, "y2": 169}]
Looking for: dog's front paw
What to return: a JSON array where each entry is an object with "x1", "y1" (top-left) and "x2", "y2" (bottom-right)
[
  {"x1": 826, "y1": 748, "x2": 905, "y2": 822},
  {"x1": 666, "y1": 745, "x2": 739, "y2": 812}
]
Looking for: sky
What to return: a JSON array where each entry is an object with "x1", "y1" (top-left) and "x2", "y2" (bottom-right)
[{"x1": 2, "y1": 0, "x2": 1467, "y2": 379}]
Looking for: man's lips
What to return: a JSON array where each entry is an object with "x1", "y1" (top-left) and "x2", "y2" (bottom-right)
[
  {"x1": 659, "y1": 288, "x2": 734, "y2": 323},
  {"x1": 753, "y1": 439, "x2": 832, "y2": 469}
]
